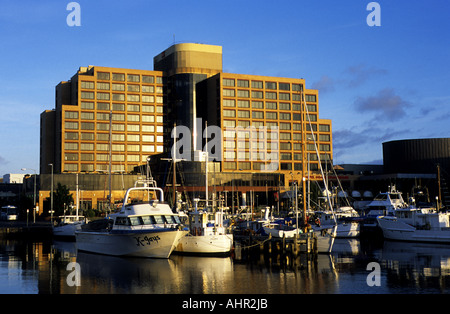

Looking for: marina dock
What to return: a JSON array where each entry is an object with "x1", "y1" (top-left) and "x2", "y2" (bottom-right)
[
  {"x1": 233, "y1": 232, "x2": 318, "y2": 260},
  {"x1": 0, "y1": 221, "x2": 53, "y2": 239}
]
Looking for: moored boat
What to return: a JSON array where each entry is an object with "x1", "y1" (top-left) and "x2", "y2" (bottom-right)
[
  {"x1": 75, "y1": 180, "x2": 187, "y2": 258},
  {"x1": 53, "y1": 215, "x2": 87, "y2": 239}
]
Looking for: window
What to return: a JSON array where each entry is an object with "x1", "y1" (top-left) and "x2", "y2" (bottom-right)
[
  {"x1": 81, "y1": 153, "x2": 94, "y2": 161},
  {"x1": 112, "y1": 113, "x2": 125, "y2": 121},
  {"x1": 142, "y1": 145, "x2": 155, "y2": 152},
  {"x1": 97, "y1": 82, "x2": 110, "y2": 90},
  {"x1": 97, "y1": 92, "x2": 110, "y2": 101},
  {"x1": 112, "y1": 94, "x2": 125, "y2": 101},
  {"x1": 319, "y1": 134, "x2": 330, "y2": 142},
  {"x1": 97, "y1": 72, "x2": 110, "y2": 80},
  {"x1": 97, "y1": 133, "x2": 109, "y2": 141},
  {"x1": 265, "y1": 82, "x2": 277, "y2": 90},
  {"x1": 223, "y1": 109, "x2": 235, "y2": 118},
  {"x1": 265, "y1": 92, "x2": 277, "y2": 100},
  {"x1": 292, "y1": 83, "x2": 303, "y2": 91},
  {"x1": 127, "y1": 104, "x2": 140, "y2": 112},
  {"x1": 279, "y1": 113, "x2": 291, "y2": 120},
  {"x1": 265, "y1": 102, "x2": 277, "y2": 110},
  {"x1": 142, "y1": 125, "x2": 155, "y2": 132},
  {"x1": 127, "y1": 124, "x2": 140, "y2": 132},
  {"x1": 237, "y1": 80, "x2": 249, "y2": 88},
  {"x1": 251, "y1": 101, "x2": 263, "y2": 109},
  {"x1": 127, "y1": 94, "x2": 140, "y2": 102},
  {"x1": 142, "y1": 115, "x2": 155, "y2": 122},
  {"x1": 97, "y1": 123, "x2": 109, "y2": 131},
  {"x1": 127, "y1": 74, "x2": 140, "y2": 82},
  {"x1": 305, "y1": 94, "x2": 317, "y2": 102},
  {"x1": 251, "y1": 81, "x2": 263, "y2": 89},
  {"x1": 237, "y1": 100, "x2": 250, "y2": 108},
  {"x1": 223, "y1": 89, "x2": 235, "y2": 97},
  {"x1": 237, "y1": 90, "x2": 249, "y2": 98},
  {"x1": 81, "y1": 102, "x2": 94, "y2": 110},
  {"x1": 279, "y1": 83, "x2": 290, "y2": 91},
  {"x1": 81, "y1": 133, "x2": 94, "y2": 140},
  {"x1": 223, "y1": 78, "x2": 235, "y2": 87},
  {"x1": 65, "y1": 142, "x2": 78, "y2": 150},
  {"x1": 96, "y1": 113, "x2": 109, "y2": 120},
  {"x1": 142, "y1": 95, "x2": 154, "y2": 103},
  {"x1": 65, "y1": 132, "x2": 78, "y2": 140},
  {"x1": 80, "y1": 143, "x2": 94, "y2": 151},
  {"x1": 81, "y1": 91, "x2": 94, "y2": 99},
  {"x1": 223, "y1": 99, "x2": 235, "y2": 107},
  {"x1": 127, "y1": 114, "x2": 140, "y2": 122},
  {"x1": 252, "y1": 111, "x2": 263, "y2": 119},
  {"x1": 81, "y1": 81, "x2": 94, "y2": 89},
  {"x1": 142, "y1": 85, "x2": 154, "y2": 93},
  {"x1": 156, "y1": 77, "x2": 163, "y2": 84},
  {"x1": 142, "y1": 135, "x2": 154, "y2": 142},
  {"x1": 127, "y1": 84, "x2": 140, "y2": 92},
  {"x1": 279, "y1": 93, "x2": 290, "y2": 101},
  {"x1": 142, "y1": 75, "x2": 154, "y2": 83},
  {"x1": 64, "y1": 164, "x2": 78, "y2": 172},
  {"x1": 279, "y1": 103, "x2": 290, "y2": 110},
  {"x1": 112, "y1": 134, "x2": 125, "y2": 141},
  {"x1": 251, "y1": 91, "x2": 263, "y2": 99},
  {"x1": 320, "y1": 144, "x2": 331, "y2": 151},
  {"x1": 238, "y1": 110, "x2": 250, "y2": 118},
  {"x1": 80, "y1": 122, "x2": 94, "y2": 130},
  {"x1": 112, "y1": 73, "x2": 125, "y2": 81},
  {"x1": 65, "y1": 153, "x2": 78, "y2": 161},
  {"x1": 97, "y1": 103, "x2": 110, "y2": 111},
  {"x1": 127, "y1": 134, "x2": 140, "y2": 142},
  {"x1": 266, "y1": 112, "x2": 277, "y2": 120},
  {"x1": 65, "y1": 111, "x2": 78, "y2": 119},
  {"x1": 319, "y1": 124, "x2": 330, "y2": 132}
]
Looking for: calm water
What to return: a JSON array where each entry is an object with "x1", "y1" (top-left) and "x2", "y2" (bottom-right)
[{"x1": 1, "y1": 237, "x2": 450, "y2": 294}]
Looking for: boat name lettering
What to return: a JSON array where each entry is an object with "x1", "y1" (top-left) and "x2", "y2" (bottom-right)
[{"x1": 135, "y1": 235, "x2": 161, "y2": 246}]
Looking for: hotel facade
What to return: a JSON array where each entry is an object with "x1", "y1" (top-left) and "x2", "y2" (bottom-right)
[{"x1": 39, "y1": 43, "x2": 332, "y2": 213}]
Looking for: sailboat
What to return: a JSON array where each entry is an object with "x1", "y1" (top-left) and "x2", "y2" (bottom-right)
[
  {"x1": 173, "y1": 126, "x2": 234, "y2": 255},
  {"x1": 53, "y1": 173, "x2": 87, "y2": 239}
]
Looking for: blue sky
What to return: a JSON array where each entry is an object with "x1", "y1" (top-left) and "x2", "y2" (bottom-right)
[{"x1": 0, "y1": 0, "x2": 449, "y2": 175}]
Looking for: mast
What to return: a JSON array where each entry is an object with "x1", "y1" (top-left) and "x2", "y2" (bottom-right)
[
  {"x1": 173, "y1": 122, "x2": 177, "y2": 211},
  {"x1": 205, "y1": 121, "x2": 209, "y2": 209}
]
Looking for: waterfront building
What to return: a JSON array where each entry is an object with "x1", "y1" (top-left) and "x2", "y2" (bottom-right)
[{"x1": 38, "y1": 43, "x2": 333, "y2": 214}]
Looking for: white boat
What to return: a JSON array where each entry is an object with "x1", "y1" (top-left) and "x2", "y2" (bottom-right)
[
  {"x1": 314, "y1": 225, "x2": 337, "y2": 253},
  {"x1": 377, "y1": 209, "x2": 450, "y2": 243},
  {"x1": 174, "y1": 209, "x2": 233, "y2": 255},
  {"x1": 263, "y1": 222, "x2": 302, "y2": 238},
  {"x1": 53, "y1": 215, "x2": 87, "y2": 239},
  {"x1": 75, "y1": 180, "x2": 188, "y2": 258},
  {"x1": 364, "y1": 186, "x2": 410, "y2": 217},
  {"x1": 313, "y1": 207, "x2": 360, "y2": 238}
]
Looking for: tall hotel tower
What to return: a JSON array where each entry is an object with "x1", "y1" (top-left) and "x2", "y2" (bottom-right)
[{"x1": 39, "y1": 43, "x2": 332, "y2": 212}]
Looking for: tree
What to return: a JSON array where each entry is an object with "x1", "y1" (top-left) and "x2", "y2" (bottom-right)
[{"x1": 48, "y1": 183, "x2": 74, "y2": 217}]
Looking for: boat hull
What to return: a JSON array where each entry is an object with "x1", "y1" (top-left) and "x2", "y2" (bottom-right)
[
  {"x1": 53, "y1": 222, "x2": 83, "y2": 239},
  {"x1": 75, "y1": 229, "x2": 188, "y2": 258},
  {"x1": 377, "y1": 217, "x2": 450, "y2": 243},
  {"x1": 174, "y1": 234, "x2": 234, "y2": 255},
  {"x1": 314, "y1": 226, "x2": 337, "y2": 253},
  {"x1": 335, "y1": 223, "x2": 360, "y2": 238}
]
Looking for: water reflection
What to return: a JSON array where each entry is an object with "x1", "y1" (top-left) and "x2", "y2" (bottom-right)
[{"x1": 2, "y1": 237, "x2": 450, "y2": 293}]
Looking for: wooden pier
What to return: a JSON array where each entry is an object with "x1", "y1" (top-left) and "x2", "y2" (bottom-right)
[
  {"x1": 0, "y1": 221, "x2": 53, "y2": 239},
  {"x1": 233, "y1": 232, "x2": 318, "y2": 260}
]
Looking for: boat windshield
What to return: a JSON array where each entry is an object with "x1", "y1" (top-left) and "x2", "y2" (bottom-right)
[
  {"x1": 124, "y1": 189, "x2": 159, "y2": 206},
  {"x1": 374, "y1": 194, "x2": 387, "y2": 201},
  {"x1": 115, "y1": 215, "x2": 181, "y2": 226}
]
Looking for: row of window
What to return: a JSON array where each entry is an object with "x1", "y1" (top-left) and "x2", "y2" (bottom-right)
[
  {"x1": 222, "y1": 100, "x2": 316, "y2": 112},
  {"x1": 222, "y1": 89, "x2": 316, "y2": 102},
  {"x1": 96, "y1": 72, "x2": 163, "y2": 84},
  {"x1": 65, "y1": 121, "x2": 163, "y2": 131},
  {"x1": 64, "y1": 153, "x2": 159, "y2": 162},
  {"x1": 65, "y1": 112, "x2": 163, "y2": 122},
  {"x1": 80, "y1": 91, "x2": 164, "y2": 103},
  {"x1": 78, "y1": 102, "x2": 163, "y2": 112},
  {"x1": 65, "y1": 132, "x2": 162, "y2": 141},
  {"x1": 222, "y1": 161, "x2": 327, "y2": 171},
  {"x1": 222, "y1": 78, "x2": 303, "y2": 92},
  {"x1": 222, "y1": 110, "x2": 317, "y2": 121},
  {"x1": 63, "y1": 163, "x2": 134, "y2": 172},
  {"x1": 64, "y1": 142, "x2": 164, "y2": 152},
  {"x1": 81, "y1": 81, "x2": 163, "y2": 93}
]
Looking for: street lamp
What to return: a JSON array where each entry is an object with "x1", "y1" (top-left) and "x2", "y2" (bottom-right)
[
  {"x1": 21, "y1": 167, "x2": 37, "y2": 223},
  {"x1": 48, "y1": 164, "x2": 54, "y2": 223}
]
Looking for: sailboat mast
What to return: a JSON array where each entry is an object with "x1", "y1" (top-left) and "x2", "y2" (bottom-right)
[{"x1": 173, "y1": 123, "x2": 177, "y2": 211}]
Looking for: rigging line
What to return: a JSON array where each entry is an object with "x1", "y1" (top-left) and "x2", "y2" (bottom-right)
[{"x1": 301, "y1": 87, "x2": 337, "y2": 223}]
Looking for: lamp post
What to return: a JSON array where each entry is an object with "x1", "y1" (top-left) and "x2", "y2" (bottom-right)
[
  {"x1": 21, "y1": 167, "x2": 37, "y2": 223},
  {"x1": 48, "y1": 163, "x2": 54, "y2": 223}
]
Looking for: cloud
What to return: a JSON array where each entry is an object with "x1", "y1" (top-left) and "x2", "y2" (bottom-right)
[
  {"x1": 333, "y1": 126, "x2": 409, "y2": 150},
  {"x1": 353, "y1": 88, "x2": 410, "y2": 121},
  {"x1": 344, "y1": 64, "x2": 387, "y2": 88},
  {"x1": 311, "y1": 75, "x2": 335, "y2": 93}
]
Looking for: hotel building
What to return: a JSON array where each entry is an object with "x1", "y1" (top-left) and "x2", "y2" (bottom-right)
[{"x1": 39, "y1": 43, "x2": 332, "y2": 213}]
